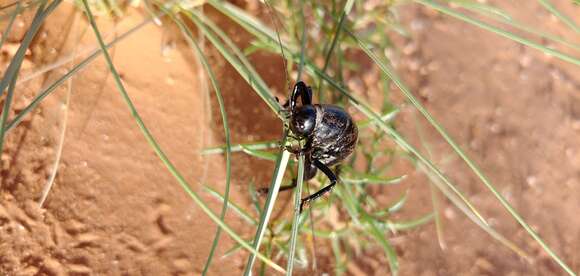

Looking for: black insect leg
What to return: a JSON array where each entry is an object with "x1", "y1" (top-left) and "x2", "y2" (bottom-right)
[
  {"x1": 300, "y1": 160, "x2": 337, "y2": 212},
  {"x1": 257, "y1": 154, "x2": 317, "y2": 195},
  {"x1": 290, "y1": 81, "x2": 312, "y2": 112}
]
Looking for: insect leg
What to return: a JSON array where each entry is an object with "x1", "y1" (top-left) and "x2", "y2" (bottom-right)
[
  {"x1": 290, "y1": 81, "x2": 312, "y2": 111},
  {"x1": 305, "y1": 85, "x2": 313, "y2": 105},
  {"x1": 300, "y1": 159, "x2": 337, "y2": 212},
  {"x1": 257, "y1": 155, "x2": 317, "y2": 195},
  {"x1": 257, "y1": 181, "x2": 296, "y2": 195}
]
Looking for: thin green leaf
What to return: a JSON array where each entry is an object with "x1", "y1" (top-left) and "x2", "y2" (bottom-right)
[
  {"x1": 0, "y1": 1, "x2": 22, "y2": 50},
  {"x1": 448, "y1": 0, "x2": 512, "y2": 21},
  {"x1": 538, "y1": 0, "x2": 580, "y2": 34},
  {"x1": 0, "y1": 0, "x2": 53, "y2": 97},
  {"x1": 419, "y1": 162, "x2": 530, "y2": 261},
  {"x1": 244, "y1": 146, "x2": 291, "y2": 275},
  {"x1": 204, "y1": 186, "x2": 258, "y2": 226},
  {"x1": 286, "y1": 153, "x2": 305, "y2": 275},
  {"x1": 366, "y1": 220, "x2": 398, "y2": 275},
  {"x1": 374, "y1": 190, "x2": 409, "y2": 217},
  {"x1": 358, "y1": 108, "x2": 399, "y2": 129},
  {"x1": 331, "y1": 235, "x2": 345, "y2": 276},
  {"x1": 241, "y1": 145, "x2": 278, "y2": 161},
  {"x1": 342, "y1": 174, "x2": 406, "y2": 185},
  {"x1": 295, "y1": 0, "x2": 307, "y2": 81},
  {"x1": 316, "y1": 0, "x2": 354, "y2": 102},
  {"x1": 386, "y1": 213, "x2": 434, "y2": 231},
  {"x1": 185, "y1": 9, "x2": 283, "y2": 119},
  {"x1": 223, "y1": 243, "x2": 244, "y2": 259},
  {"x1": 202, "y1": 140, "x2": 278, "y2": 155},
  {"x1": 449, "y1": 0, "x2": 580, "y2": 51},
  {"x1": 386, "y1": 191, "x2": 410, "y2": 214},
  {"x1": 1, "y1": 0, "x2": 61, "y2": 161}
]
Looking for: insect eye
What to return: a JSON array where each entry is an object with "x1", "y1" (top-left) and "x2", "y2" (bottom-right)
[{"x1": 290, "y1": 106, "x2": 316, "y2": 137}]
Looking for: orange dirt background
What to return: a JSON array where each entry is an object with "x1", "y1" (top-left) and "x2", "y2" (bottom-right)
[{"x1": 1, "y1": 1, "x2": 579, "y2": 275}]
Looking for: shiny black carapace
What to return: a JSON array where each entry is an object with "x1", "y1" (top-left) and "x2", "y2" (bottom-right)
[{"x1": 281, "y1": 81, "x2": 358, "y2": 212}]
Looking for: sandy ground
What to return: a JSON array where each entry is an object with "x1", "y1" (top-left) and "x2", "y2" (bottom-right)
[
  {"x1": 1, "y1": 1, "x2": 579, "y2": 275},
  {"x1": 392, "y1": 2, "x2": 580, "y2": 275}
]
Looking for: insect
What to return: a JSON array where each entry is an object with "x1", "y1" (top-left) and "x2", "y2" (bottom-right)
[{"x1": 261, "y1": 81, "x2": 358, "y2": 212}]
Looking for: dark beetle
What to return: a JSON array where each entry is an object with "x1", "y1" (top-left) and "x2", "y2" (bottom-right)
[{"x1": 271, "y1": 81, "x2": 358, "y2": 212}]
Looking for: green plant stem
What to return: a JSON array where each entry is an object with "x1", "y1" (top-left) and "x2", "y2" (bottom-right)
[
  {"x1": 286, "y1": 153, "x2": 305, "y2": 275},
  {"x1": 0, "y1": 1, "x2": 21, "y2": 49},
  {"x1": 0, "y1": 0, "x2": 60, "y2": 163},
  {"x1": 538, "y1": 0, "x2": 580, "y2": 34},
  {"x1": 296, "y1": 0, "x2": 307, "y2": 81},
  {"x1": 316, "y1": 0, "x2": 354, "y2": 102},
  {"x1": 244, "y1": 146, "x2": 290, "y2": 275}
]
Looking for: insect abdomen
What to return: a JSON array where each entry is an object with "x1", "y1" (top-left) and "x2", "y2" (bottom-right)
[{"x1": 311, "y1": 104, "x2": 358, "y2": 166}]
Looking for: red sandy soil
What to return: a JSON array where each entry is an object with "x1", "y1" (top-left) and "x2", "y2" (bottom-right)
[{"x1": 1, "y1": 1, "x2": 579, "y2": 275}]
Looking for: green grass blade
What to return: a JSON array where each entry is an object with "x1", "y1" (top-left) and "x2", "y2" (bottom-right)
[
  {"x1": 387, "y1": 213, "x2": 434, "y2": 231},
  {"x1": 448, "y1": 0, "x2": 513, "y2": 21},
  {"x1": 4, "y1": 14, "x2": 157, "y2": 134},
  {"x1": 295, "y1": 0, "x2": 307, "y2": 81},
  {"x1": 160, "y1": 9, "x2": 233, "y2": 275},
  {"x1": 450, "y1": 0, "x2": 580, "y2": 51},
  {"x1": 331, "y1": 235, "x2": 345, "y2": 275},
  {"x1": 202, "y1": 140, "x2": 278, "y2": 155},
  {"x1": 429, "y1": 181, "x2": 446, "y2": 249},
  {"x1": 358, "y1": 108, "x2": 399, "y2": 129},
  {"x1": 366, "y1": 220, "x2": 398, "y2": 275},
  {"x1": 204, "y1": 186, "x2": 258, "y2": 226},
  {"x1": 415, "y1": 0, "x2": 580, "y2": 66},
  {"x1": 342, "y1": 174, "x2": 406, "y2": 185},
  {"x1": 244, "y1": 147, "x2": 291, "y2": 275},
  {"x1": 316, "y1": 0, "x2": 354, "y2": 102},
  {"x1": 240, "y1": 145, "x2": 278, "y2": 161},
  {"x1": 387, "y1": 191, "x2": 409, "y2": 213},
  {"x1": 538, "y1": 0, "x2": 580, "y2": 34},
  {"x1": 223, "y1": 243, "x2": 244, "y2": 259},
  {"x1": 185, "y1": 9, "x2": 283, "y2": 118},
  {"x1": 286, "y1": 153, "x2": 304, "y2": 275},
  {"x1": 419, "y1": 162, "x2": 531, "y2": 261},
  {"x1": 80, "y1": 1, "x2": 284, "y2": 273},
  {"x1": 0, "y1": 78, "x2": 17, "y2": 158},
  {"x1": 0, "y1": 0, "x2": 51, "y2": 97},
  {"x1": 448, "y1": 0, "x2": 580, "y2": 51},
  {"x1": 348, "y1": 29, "x2": 575, "y2": 276},
  {"x1": 373, "y1": 190, "x2": 409, "y2": 217},
  {"x1": 0, "y1": 1, "x2": 21, "y2": 50},
  {"x1": 207, "y1": 0, "x2": 285, "y2": 52},
  {"x1": 0, "y1": 0, "x2": 60, "y2": 161}
]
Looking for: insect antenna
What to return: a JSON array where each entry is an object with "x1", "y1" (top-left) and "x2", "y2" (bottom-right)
[{"x1": 263, "y1": 0, "x2": 291, "y2": 94}]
